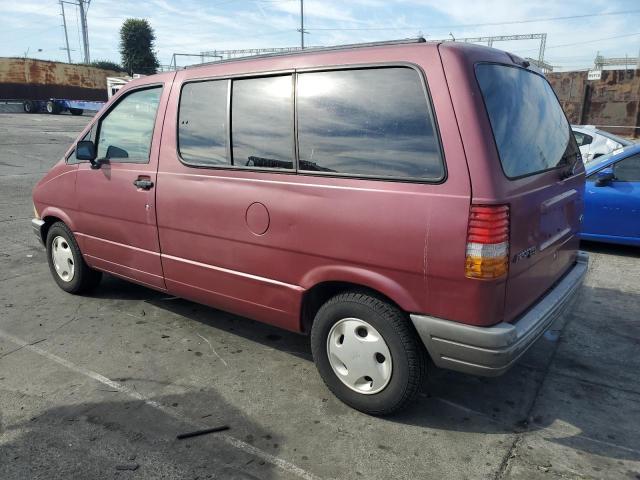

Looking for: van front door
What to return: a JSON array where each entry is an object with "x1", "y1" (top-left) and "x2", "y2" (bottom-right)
[{"x1": 75, "y1": 81, "x2": 171, "y2": 290}]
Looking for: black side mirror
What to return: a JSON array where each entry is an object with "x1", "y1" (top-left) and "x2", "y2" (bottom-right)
[
  {"x1": 595, "y1": 167, "x2": 615, "y2": 187},
  {"x1": 76, "y1": 140, "x2": 106, "y2": 169},
  {"x1": 76, "y1": 140, "x2": 96, "y2": 161}
]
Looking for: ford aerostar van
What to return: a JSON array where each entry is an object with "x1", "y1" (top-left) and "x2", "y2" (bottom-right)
[{"x1": 32, "y1": 39, "x2": 588, "y2": 414}]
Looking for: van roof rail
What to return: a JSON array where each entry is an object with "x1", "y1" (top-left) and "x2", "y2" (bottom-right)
[{"x1": 185, "y1": 37, "x2": 429, "y2": 70}]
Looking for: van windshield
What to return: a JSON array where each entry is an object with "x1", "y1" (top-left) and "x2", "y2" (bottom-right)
[{"x1": 476, "y1": 63, "x2": 580, "y2": 179}]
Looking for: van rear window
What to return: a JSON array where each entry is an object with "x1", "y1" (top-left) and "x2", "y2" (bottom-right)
[{"x1": 476, "y1": 64, "x2": 579, "y2": 179}]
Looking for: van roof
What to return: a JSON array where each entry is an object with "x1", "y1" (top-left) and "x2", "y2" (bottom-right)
[
  {"x1": 124, "y1": 39, "x2": 512, "y2": 91},
  {"x1": 184, "y1": 37, "x2": 434, "y2": 70}
]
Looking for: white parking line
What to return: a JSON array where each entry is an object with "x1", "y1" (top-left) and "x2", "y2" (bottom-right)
[{"x1": 0, "y1": 328, "x2": 321, "y2": 480}]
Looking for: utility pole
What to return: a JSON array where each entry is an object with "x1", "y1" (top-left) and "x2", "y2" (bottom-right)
[
  {"x1": 59, "y1": 0, "x2": 72, "y2": 63},
  {"x1": 78, "y1": 0, "x2": 90, "y2": 63},
  {"x1": 299, "y1": 0, "x2": 305, "y2": 49}
]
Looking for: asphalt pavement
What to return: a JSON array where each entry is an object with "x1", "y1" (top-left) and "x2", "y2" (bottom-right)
[{"x1": 1, "y1": 112, "x2": 639, "y2": 479}]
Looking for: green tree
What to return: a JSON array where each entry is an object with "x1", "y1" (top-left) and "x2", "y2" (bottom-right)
[
  {"x1": 119, "y1": 18, "x2": 160, "y2": 75},
  {"x1": 87, "y1": 60, "x2": 124, "y2": 72}
]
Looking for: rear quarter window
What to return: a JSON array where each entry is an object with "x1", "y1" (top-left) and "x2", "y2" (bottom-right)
[
  {"x1": 476, "y1": 64, "x2": 579, "y2": 179},
  {"x1": 296, "y1": 67, "x2": 444, "y2": 180}
]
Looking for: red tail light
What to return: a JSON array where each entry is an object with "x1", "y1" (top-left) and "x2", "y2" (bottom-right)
[{"x1": 465, "y1": 205, "x2": 510, "y2": 279}]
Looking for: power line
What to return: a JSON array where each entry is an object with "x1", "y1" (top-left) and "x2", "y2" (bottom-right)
[
  {"x1": 519, "y1": 32, "x2": 640, "y2": 53},
  {"x1": 545, "y1": 31, "x2": 640, "y2": 50},
  {"x1": 304, "y1": 8, "x2": 640, "y2": 31},
  {"x1": 8, "y1": 25, "x2": 61, "y2": 47},
  {"x1": 208, "y1": 0, "x2": 243, "y2": 7}
]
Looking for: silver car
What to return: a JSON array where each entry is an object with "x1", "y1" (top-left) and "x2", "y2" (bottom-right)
[{"x1": 572, "y1": 125, "x2": 633, "y2": 165}]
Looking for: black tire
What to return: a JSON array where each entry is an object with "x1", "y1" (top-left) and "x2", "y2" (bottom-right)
[
  {"x1": 46, "y1": 222, "x2": 101, "y2": 294},
  {"x1": 310, "y1": 291, "x2": 426, "y2": 415},
  {"x1": 23, "y1": 100, "x2": 36, "y2": 113},
  {"x1": 69, "y1": 108, "x2": 84, "y2": 116},
  {"x1": 46, "y1": 101, "x2": 61, "y2": 114}
]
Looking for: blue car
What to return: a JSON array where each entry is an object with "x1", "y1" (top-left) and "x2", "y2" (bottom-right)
[{"x1": 581, "y1": 143, "x2": 640, "y2": 246}]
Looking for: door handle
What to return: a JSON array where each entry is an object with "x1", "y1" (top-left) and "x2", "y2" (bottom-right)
[{"x1": 133, "y1": 178, "x2": 154, "y2": 190}]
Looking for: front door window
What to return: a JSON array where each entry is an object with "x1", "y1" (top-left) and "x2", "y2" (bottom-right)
[{"x1": 97, "y1": 87, "x2": 162, "y2": 163}]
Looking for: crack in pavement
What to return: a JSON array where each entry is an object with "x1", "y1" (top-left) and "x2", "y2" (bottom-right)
[
  {"x1": 0, "y1": 337, "x2": 47, "y2": 360},
  {"x1": 494, "y1": 312, "x2": 580, "y2": 480}
]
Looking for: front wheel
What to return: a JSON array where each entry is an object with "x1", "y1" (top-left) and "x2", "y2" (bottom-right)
[
  {"x1": 311, "y1": 291, "x2": 426, "y2": 415},
  {"x1": 46, "y1": 222, "x2": 101, "y2": 294}
]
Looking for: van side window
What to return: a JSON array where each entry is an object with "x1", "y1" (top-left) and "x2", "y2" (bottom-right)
[
  {"x1": 297, "y1": 68, "x2": 444, "y2": 180},
  {"x1": 96, "y1": 87, "x2": 162, "y2": 163},
  {"x1": 231, "y1": 75, "x2": 293, "y2": 170},
  {"x1": 178, "y1": 80, "x2": 229, "y2": 166}
]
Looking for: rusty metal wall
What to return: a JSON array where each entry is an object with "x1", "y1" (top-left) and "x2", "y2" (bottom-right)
[
  {"x1": 0, "y1": 58, "x2": 121, "y2": 102},
  {"x1": 547, "y1": 69, "x2": 640, "y2": 138}
]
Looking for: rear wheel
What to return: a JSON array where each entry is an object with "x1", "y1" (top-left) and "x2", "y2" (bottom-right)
[
  {"x1": 69, "y1": 108, "x2": 84, "y2": 116},
  {"x1": 311, "y1": 291, "x2": 426, "y2": 415},
  {"x1": 46, "y1": 222, "x2": 101, "y2": 294},
  {"x1": 23, "y1": 100, "x2": 36, "y2": 113},
  {"x1": 46, "y1": 101, "x2": 61, "y2": 114}
]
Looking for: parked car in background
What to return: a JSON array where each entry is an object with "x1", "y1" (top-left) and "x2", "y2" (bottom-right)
[
  {"x1": 581, "y1": 143, "x2": 640, "y2": 246},
  {"x1": 572, "y1": 125, "x2": 633, "y2": 165},
  {"x1": 32, "y1": 39, "x2": 588, "y2": 415}
]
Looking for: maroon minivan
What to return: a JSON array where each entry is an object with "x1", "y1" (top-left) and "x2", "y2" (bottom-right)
[{"x1": 32, "y1": 39, "x2": 588, "y2": 414}]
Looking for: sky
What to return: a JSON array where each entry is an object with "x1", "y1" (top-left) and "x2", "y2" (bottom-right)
[{"x1": 1, "y1": 0, "x2": 639, "y2": 72}]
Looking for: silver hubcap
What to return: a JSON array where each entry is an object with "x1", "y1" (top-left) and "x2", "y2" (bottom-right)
[
  {"x1": 51, "y1": 236, "x2": 75, "y2": 282},
  {"x1": 326, "y1": 318, "x2": 392, "y2": 395}
]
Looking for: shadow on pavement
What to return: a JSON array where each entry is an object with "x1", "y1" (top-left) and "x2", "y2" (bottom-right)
[
  {"x1": 580, "y1": 240, "x2": 640, "y2": 258},
  {"x1": 0, "y1": 390, "x2": 283, "y2": 480},
  {"x1": 87, "y1": 274, "x2": 640, "y2": 465}
]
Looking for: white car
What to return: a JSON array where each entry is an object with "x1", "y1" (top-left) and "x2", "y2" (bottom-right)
[{"x1": 572, "y1": 125, "x2": 633, "y2": 165}]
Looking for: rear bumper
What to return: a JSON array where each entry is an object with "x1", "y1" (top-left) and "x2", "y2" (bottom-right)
[
  {"x1": 31, "y1": 218, "x2": 45, "y2": 245},
  {"x1": 410, "y1": 251, "x2": 588, "y2": 376}
]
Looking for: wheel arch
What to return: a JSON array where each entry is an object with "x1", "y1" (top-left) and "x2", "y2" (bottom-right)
[
  {"x1": 299, "y1": 267, "x2": 420, "y2": 334},
  {"x1": 40, "y1": 208, "x2": 76, "y2": 244}
]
